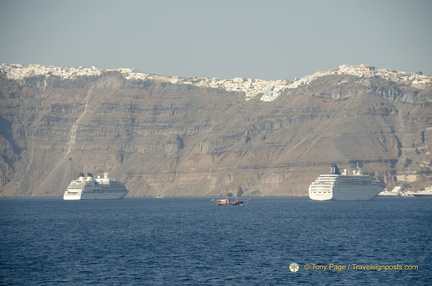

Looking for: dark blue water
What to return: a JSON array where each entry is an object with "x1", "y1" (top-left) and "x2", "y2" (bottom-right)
[{"x1": 0, "y1": 197, "x2": 431, "y2": 285}]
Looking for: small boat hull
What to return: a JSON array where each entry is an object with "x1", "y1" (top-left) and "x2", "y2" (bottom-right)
[{"x1": 215, "y1": 199, "x2": 249, "y2": 206}]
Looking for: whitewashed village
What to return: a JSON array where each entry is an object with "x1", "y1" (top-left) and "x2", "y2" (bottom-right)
[{"x1": 1, "y1": 63, "x2": 431, "y2": 102}]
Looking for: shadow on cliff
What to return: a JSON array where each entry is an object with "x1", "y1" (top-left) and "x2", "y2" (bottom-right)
[{"x1": 0, "y1": 116, "x2": 22, "y2": 163}]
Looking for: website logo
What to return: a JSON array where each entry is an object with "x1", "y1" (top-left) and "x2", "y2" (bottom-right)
[{"x1": 289, "y1": 262, "x2": 299, "y2": 273}]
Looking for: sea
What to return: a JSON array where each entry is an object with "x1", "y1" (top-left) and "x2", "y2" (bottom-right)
[{"x1": 0, "y1": 197, "x2": 431, "y2": 285}]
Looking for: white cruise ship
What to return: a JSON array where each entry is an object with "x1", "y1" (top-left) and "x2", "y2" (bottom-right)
[
  {"x1": 309, "y1": 163, "x2": 380, "y2": 201},
  {"x1": 63, "y1": 172, "x2": 128, "y2": 200}
]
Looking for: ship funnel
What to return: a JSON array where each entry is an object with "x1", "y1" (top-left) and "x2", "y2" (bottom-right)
[{"x1": 330, "y1": 163, "x2": 341, "y2": 174}]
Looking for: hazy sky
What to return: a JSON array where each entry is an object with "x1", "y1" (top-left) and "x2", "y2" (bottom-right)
[{"x1": 1, "y1": 0, "x2": 431, "y2": 80}]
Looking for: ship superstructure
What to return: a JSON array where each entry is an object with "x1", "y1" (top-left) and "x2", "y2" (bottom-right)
[
  {"x1": 63, "y1": 172, "x2": 128, "y2": 200},
  {"x1": 309, "y1": 163, "x2": 380, "y2": 201}
]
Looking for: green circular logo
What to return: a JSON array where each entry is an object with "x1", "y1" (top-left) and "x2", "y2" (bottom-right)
[{"x1": 289, "y1": 262, "x2": 299, "y2": 273}]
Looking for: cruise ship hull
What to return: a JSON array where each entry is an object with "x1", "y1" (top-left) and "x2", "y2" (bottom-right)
[
  {"x1": 309, "y1": 186, "x2": 380, "y2": 201},
  {"x1": 63, "y1": 190, "x2": 128, "y2": 200}
]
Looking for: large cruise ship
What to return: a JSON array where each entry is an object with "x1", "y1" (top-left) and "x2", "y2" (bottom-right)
[
  {"x1": 63, "y1": 172, "x2": 128, "y2": 200},
  {"x1": 309, "y1": 163, "x2": 380, "y2": 201}
]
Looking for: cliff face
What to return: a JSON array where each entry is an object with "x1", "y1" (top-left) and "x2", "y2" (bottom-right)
[{"x1": 1, "y1": 64, "x2": 431, "y2": 197}]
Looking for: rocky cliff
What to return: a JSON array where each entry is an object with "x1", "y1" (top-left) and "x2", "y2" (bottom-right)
[{"x1": 1, "y1": 64, "x2": 431, "y2": 197}]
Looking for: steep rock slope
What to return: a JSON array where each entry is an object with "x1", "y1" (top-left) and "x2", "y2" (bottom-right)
[{"x1": 0, "y1": 65, "x2": 431, "y2": 197}]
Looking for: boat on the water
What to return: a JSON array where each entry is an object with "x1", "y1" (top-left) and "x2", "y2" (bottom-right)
[
  {"x1": 63, "y1": 172, "x2": 128, "y2": 200},
  {"x1": 215, "y1": 187, "x2": 249, "y2": 206},
  {"x1": 410, "y1": 188, "x2": 432, "y2": 198},
  {"x1": 309, "y1": 163, "x2": 381, "y2": 201},
  {"x1": 379, "y1": 186, "x2": 403, "y2": 196},
  {"x1": 215, "y1": 198, "x2": 249, "y2": 206}
]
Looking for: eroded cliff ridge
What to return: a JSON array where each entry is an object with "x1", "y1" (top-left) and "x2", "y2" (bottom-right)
[{"x1": 1, "y1": 63, "x2": 431, "y2": 197}]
